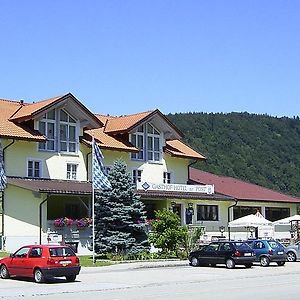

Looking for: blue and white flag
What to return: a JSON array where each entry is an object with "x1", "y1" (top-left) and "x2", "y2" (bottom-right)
[
  {"x1": 92, "y1": 139, "x2": 112, "y2": 190},
  {"x1": 0, "y1": 140, "x2": 7, "y2": 191}
]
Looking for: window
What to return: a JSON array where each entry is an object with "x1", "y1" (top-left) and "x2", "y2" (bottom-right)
[
  {"x1": 38, "y1": 108, "x2": 78, "y2": 153},
  {"x1": 163, "y1": 172, "x2": 172, "y2": 183},
  {"x1": 233, "y1": 206, "x2": 260, "y2": 219},
  {"x1": 38, "y1": 110, "x2": 56, "y2": 151},
  {"x1": 265, "y1": 207, "x2": 290, "y2": 222},
  {"x1": 132, "y1": 169, "x2": 142, "y2": 184},
  {"x1": 130, "y1": 125, "x2": 144, "y2": 160},
  {"x1": 60, "y1": 110, "x2": 77, "y2": 153},
  {"x1": 197, "y1": 205, "x2": 218, "y2": 221},
  {"x1": 67, "y1": 164, "x2": 78, "y2": 180},
  {"x1": 147, "y1": 124, "x2": 161, "y2": 162},
  {"x1": 27, "y1": 160, "x2": 41, "y2": 178},
  {"x1": 130, "y1": 123, "x2": 162, "y2": 162}
]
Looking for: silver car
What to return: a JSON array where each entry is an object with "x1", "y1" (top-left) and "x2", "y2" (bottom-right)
[{"x1": 285, "y1": 241, "x2": 300, "y2": 262}]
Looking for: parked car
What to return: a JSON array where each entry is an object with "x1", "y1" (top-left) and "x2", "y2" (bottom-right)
[
  {"x1": 246, "y1": 239, "x2": 286, "y2": 267},
  {"x1": 285, "y1": 241, "x2": 300, "y2": 262},
  {"x1": 189, "y1": 241, "x2": 255, "y2": 269},
  {"x1": 0, "y1": 244, "x2": 81, "y2": 283}
]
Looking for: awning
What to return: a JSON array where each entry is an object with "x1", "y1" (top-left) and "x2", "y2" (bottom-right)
[{"x1": 7, "y1": 177, "x2": 92, "y2": 195}]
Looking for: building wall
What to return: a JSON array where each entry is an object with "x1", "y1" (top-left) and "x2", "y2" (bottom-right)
[
  {"x1": 3, "y1": 139, "x2": 90, "y2": 181},
  {"x1": 3, "y1": 184, "x2": 45, "y2": 251},
  {"x1": 101, "y1": 149, "x2": 190, "y2": 184}
]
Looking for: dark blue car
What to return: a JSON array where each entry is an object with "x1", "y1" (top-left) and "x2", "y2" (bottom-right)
[{"x1": 246, "y1": 239, "x2": 286, "y2": 267}]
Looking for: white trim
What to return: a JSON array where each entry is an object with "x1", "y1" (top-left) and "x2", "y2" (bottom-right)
[{"x1": 26, "y1": 158, "x2": 43, "y2": 178}]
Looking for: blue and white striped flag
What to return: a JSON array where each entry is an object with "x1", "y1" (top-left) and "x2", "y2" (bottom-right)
[
  {"x1": 92, "y1": 139, "x2": 112, "y2": 190},
  {"x1": 0, "y1": 140, "x2": 7, "y2": 191}
]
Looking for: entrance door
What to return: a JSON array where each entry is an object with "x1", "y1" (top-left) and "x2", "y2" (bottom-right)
[{"x1": 173, "y1": 204, "x2": 182, "y2": 223}]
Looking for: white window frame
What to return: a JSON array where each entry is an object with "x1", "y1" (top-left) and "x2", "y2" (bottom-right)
[
  {"x1": 66, "y1": 163, "x2": 78, "y2": 180},
  {"x1": 59, "y1": 110, "x2": 79, "y2": 153},
  {"x1": 130, "y1": 125, "x2": 145, "y2": 161},
  {"x1": 130, "y1": 122, "x2": 162, "y2": 163},
  {"x1": 163, "y1": 171, "x2": 173, "y2": 184},
  {"x1": 132, "y1": 169, "x2": 142, "y2": 184},
  {"x1": 27, "y1": 159, "x2": 42, "y2": 178},
  {"x1": 38, "y1": 110, "x2": 56, "y2": 151},
  {"x1": 147, "y1": 123, "x2": 162, "y2": 162},
  {"x1": 38, "y1": 108, "x2": 79, "y2": 154}
]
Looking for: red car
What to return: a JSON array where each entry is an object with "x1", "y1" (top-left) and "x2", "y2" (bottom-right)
[{"x1": 0, "y1": 244, "x2": 81, "y2": 283}]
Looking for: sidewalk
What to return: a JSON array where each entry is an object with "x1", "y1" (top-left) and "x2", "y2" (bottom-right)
[{"x1": 81, "y1": 259, "x2": 189, "y2": 273}]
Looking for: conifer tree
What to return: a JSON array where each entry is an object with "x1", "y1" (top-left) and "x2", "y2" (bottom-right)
[{"x1": 94, "y1": 159, "x2": 149, "y2": 255}]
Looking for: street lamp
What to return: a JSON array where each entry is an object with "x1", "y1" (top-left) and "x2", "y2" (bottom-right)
[
  {"x1": 219, "y1": 226, "x2": 225, "y2": 237},
  {"x1": 249, "y1": 226, "x2": 255, "y2": 238}
]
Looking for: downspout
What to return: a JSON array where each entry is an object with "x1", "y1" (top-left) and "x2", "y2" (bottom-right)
[
  {"x1": 228, "y1": 199, "x2": 238, "y2": 240},
  {"x1": 187, "y1": 160, "x2": 197, "y2": 183},
  {"x1": 39, "y1": 195, "x2": 51, "y2": 244},
  {"x1": 1, "y1": 139, "x2": 15, "y2": 241},
  {"x1": 86, "y1": 151, "x2": 92, "y2": 181}
]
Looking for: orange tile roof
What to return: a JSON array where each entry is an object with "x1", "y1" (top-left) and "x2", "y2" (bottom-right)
[
  {"x1": 84, "y1": 128, "x2": 138, "y2": 152},
  {"x1": 0, "y1": 99, "x2": 46, "y2": 141},
  {"x1": 9, "y1": 96, "x2": 63, "y2": 122},
  {"x1": 165, "y1": 140, "x2": 206, "y2": 160},
  {"x1": 104, "y1": 110, "x2": 154, "y2": 134}
]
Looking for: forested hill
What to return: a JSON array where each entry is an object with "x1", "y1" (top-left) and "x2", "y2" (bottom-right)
[{"x1": 167, "y1": 112, "x2": 300, "y2": 197}]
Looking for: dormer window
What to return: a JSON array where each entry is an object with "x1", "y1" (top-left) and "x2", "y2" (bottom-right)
[
  {"x1": 38, "y1": 109, "x2": 79, "y2": 153},
  {"x1": 60, "y1": 110, "x2": 77, "y2": 153},
  {"x1": 130, "y1": 125, "x2": 145, "y2": 160},
  {"x1": 130, "y1": 123, "x2": 162, "y2": 162},
  {"x1": 147, "y1": 124, "x2": 161, "y2": 161},
  {"x1": 38, "y1": 111, "x2": 56, "y2": 151}
]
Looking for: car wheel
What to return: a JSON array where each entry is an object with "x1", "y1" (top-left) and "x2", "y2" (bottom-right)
[
  {"x1": 34, "y1": 268, "x2": 45, "y2": 283},
  {"x1": 287, "y1": 251, "x2": 297, "y2": 262},
  {"x1": 190, "y1": 256, "x2": 200, "y2": 267},
  {"x1": 245, "y1": 263, "x2": 253, "y2": 268},
  {"x1": 277, "y1": 261, "x2": 285, "y2": 266},
  {"x1": 225, "y1": 258, "x2": 235, "y2": 269},
  {"x1": 0, "y1": 265, "x2": 10, "y2": 279},
  {"x1": 260, "y1": 256, "x2": 270, "y2": 267},
  {"x1": 66, "y1": 275, "x2": 76, "y2": 282}
]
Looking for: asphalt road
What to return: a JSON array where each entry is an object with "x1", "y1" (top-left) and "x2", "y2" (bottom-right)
[{"x1": 1, "y1": 260, "x2": 300, "y2": 299}]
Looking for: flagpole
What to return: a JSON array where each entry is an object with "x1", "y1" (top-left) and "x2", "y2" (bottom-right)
[{"x1": 92, "y1": 136, "x2": 95, "y2": 264}]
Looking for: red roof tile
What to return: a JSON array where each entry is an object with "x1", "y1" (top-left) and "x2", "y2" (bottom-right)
[
  {"x1": 190, "y1": 168, "x2": 300, "y2": 203},
  {"x1": 0, "y1": 99, "x2": 46, "y2": 141}
]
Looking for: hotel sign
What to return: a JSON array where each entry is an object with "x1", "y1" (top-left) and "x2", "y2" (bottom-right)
[{"x1": 137, "y1": 182, "x2": 214, "y2": 195}]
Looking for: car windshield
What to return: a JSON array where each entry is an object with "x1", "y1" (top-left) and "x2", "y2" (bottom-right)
[
  {"x1": 49, "y1": 247, "x2": 75, "y2": 257},
  {"x1": 233, "y1": 242, "x2": 252, "y2": 251},
  {"x1": 268, "y1": 241, "x2": 282, "y2": 249}
]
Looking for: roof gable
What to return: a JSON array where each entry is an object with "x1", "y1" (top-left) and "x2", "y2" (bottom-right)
[
  {"x1": 10, "y1": 93, "x2": 103, "y2": 129},
  {"x1": 104, "y1": 109, "x2": 183, "y2": 140}
]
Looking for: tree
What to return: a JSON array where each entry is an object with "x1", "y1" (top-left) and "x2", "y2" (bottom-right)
[
  {"x1": 94, "y1": 159, "x2": 149, "y2": 255},
  {"x1": 149, "y1": 209, "x2": 188, "y2": 256}
]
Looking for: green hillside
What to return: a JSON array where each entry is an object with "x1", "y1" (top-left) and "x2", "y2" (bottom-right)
[{"x1": 167, "y1": 112, "x2": 300, "y2": 197}]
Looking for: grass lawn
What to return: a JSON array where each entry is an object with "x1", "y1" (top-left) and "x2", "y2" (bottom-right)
[
  {"x1": 78, "y1": 255, "x2": 115, "y2": 267},
  {"x1": 0, "y1": 251, "x2": 9, "y2": 259}
]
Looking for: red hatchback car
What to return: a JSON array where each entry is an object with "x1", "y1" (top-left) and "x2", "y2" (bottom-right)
[{"x1": 0, "y1": 244, "x2": 81, "y2": 283}]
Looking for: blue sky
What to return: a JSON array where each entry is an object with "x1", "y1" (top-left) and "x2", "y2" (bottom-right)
[{"x1": 1, "y1": 0, "x2": 299, "y2": 117}]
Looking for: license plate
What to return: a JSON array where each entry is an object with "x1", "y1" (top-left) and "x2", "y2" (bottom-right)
[
  {"x1": 244, "y1": 253, "x2": 252, "y2": 256},
  {"x1": 60, "y1": 260, "x2": 72, "y2": 266},
  {"x1": 278, "y1": 251, "x2": 283, "y2": 255}
]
